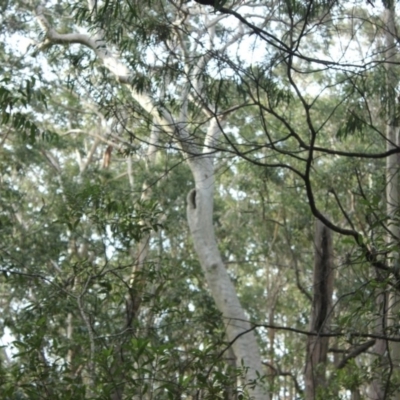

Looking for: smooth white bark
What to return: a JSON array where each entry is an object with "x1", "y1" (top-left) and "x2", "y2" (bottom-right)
[
  {"x1": 385, "y1": 4, "x2": 400, "y2": 400},
  {"x1": 186, "y1": 120, "x2": 267, "y2": 399}
]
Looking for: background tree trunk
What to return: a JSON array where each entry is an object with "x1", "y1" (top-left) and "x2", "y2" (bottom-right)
[
  {"x1": 305, "y1": 220, "x2": 334, "y2": 400},
  {"x1": 386, "y1": 2, "x2": 400, "y2": 398},
  {"x1": 370, "y1": 3, "x2": 400, "y2": 398}
]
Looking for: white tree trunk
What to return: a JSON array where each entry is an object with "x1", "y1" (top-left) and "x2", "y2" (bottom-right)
[
  {"x1": 186, "y1": 123, "x2": 266, "y2": 399},
  {"x1": 385, "y1": 4, "x2": 400, "y2": 399}
]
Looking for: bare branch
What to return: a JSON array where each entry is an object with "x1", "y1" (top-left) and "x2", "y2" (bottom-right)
[{"x1": 336, "y1": 340, "x2": 376, "y2": 369}]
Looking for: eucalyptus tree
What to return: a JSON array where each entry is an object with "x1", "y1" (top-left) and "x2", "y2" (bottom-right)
[
  {"x1": 9, "y1": 0, "x2": 271, "y2": 398},
  {"x1": 1, "y1": 0, "x2": 269, "y2": 398},
  {"x1": 1, "y1": 0, "x2": 400, "y2": 398}
]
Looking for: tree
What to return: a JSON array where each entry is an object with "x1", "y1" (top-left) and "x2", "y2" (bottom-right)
[{"x1": 1, "y1": 0, "x2": 400, "y2": 398}]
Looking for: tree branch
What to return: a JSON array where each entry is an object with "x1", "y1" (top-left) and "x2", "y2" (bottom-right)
[{"x1": 336, "y1": 340, "x2": 376, "y2": 369}]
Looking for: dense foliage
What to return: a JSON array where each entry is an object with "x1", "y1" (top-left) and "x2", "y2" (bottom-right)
[{"x1": 0, "y1": 0, "x2": 400, "y2": 399}]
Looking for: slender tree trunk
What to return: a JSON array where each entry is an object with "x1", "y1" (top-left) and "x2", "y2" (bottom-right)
[
  {"x1": 351, "y1": 389, "x2": 361, "y2": 400},
  {"x1": 369, "y1": 4, "x2": 400, "y2": 398},
  {"x1": 385, "y1": 2, "x2": 400, "y2": 398},
  {"x1": 110, "y1": 127, "x2": 160, "y2": 400},
  {"x1": 369, "y1": 4, "x2": 400, "y2": 399},
  {"x1": 369, "y1": 275, "x2": 389, "y2": 400},
  {"x1": 305, "y1": 220, "x2": 334, "y2": 400}
]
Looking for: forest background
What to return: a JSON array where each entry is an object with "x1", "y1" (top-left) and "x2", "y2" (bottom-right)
[{"x1": 0, "y1": 0, "x2": 399, "y2": 399}]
